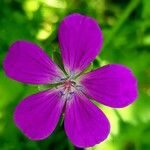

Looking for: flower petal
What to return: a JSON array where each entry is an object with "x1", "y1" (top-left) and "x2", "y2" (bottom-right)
[
  {"x1": 80, "y1": 64, "x2": 138, "y2": 108},
  {"x1": 14, "y1": 90, "x2": 65, "y2": 140},
  {"x1": 64, "y1": 92, "x2": 110, "y2": 148},
  {"x1": 58, "y1": 13, "x2": 103, "y2": 75},
  {"x1": 3, "y1": 40, "x2": 64, "y2": 84}
]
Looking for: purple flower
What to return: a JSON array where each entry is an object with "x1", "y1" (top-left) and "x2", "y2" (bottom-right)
[{"x1": 3, "y1": 13, "x2": 138, "y2": 148}]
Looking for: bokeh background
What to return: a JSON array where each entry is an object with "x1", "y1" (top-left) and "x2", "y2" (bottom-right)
[{"x1": 0, "y1": 0, "x2": 150, "y2": 150}]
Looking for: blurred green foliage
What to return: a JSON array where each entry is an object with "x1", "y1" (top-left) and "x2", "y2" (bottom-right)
[{"x1": 0, "y1": 0, "x2": 150, "y2": 150}]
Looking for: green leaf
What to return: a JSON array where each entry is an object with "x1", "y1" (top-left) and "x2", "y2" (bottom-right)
[
  {"x1": 52, "y1": 51, "x2": 66, "y2": 74},
  {"x1": 38, "y1": 83, "x2": 62, "y2": 91}
]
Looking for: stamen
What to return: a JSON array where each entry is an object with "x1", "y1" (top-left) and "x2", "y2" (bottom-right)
[
  {"x1": 59, "y1": 77, "x2": 82, "y2": 101},
  {"x1": 75, "y1": 85, "x2": 83, "y2": 91},
  {"x1": 60, "y1": 77, "x2": 68, "y2": 81}
]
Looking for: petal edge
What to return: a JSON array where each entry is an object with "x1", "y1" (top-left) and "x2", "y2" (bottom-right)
[
  {"x1": 64, "y1": 92, "x2": 110, "y2": 148},
  {"x1": 3, "y1": 40, "x2": 64, "y2": 84},
  {"x1": 80, "y1": 64, "x2": 138, "y2": 108},
  {"x1": 58, "y1": 13, "x2": 103, "y2": 75},
  {"x1": 14, "y1": 90, "x2": 65, "y2": 140}
]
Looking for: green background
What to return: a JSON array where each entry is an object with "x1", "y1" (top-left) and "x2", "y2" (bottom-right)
[{"x1": 0, "y1": 0, "x2": 150, "y2": 150}]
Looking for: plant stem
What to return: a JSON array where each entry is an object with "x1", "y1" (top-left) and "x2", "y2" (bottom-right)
[
  {"x1": 103, "y1": 0, "x2": 140, "y2": 51},
  {"x1": 113, "y1": 109, "x2": 124, "y2": 123}
]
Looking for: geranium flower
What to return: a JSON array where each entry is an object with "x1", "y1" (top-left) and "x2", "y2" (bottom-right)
[{"x1": 3, "y1": 13, "x2": 138, "y2": 148}]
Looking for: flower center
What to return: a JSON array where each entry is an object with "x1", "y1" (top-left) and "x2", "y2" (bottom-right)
[
  {"x1": 64, "y1": 80, "x2": 74, "y2": 91},
  {"x1": 59, "y1": 78, "x2": 81, "y2": 100}
]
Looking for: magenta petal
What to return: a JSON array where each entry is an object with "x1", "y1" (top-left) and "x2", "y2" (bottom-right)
[
  {"x1": 80, "y1": 64, "x2": 138, "y2": 108},
  {"x1": 64, "y1": 92, "x2": 110, "y2": 148},
  {"x1": 58, "y1": 13, "x2": 103, "y2": 75},
  {"x1": 3, "y1": 40, "x2": 64, "y2": 84},
  {"x1": 14, "y1": 90, "x2": 65, "y2": 140}
]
